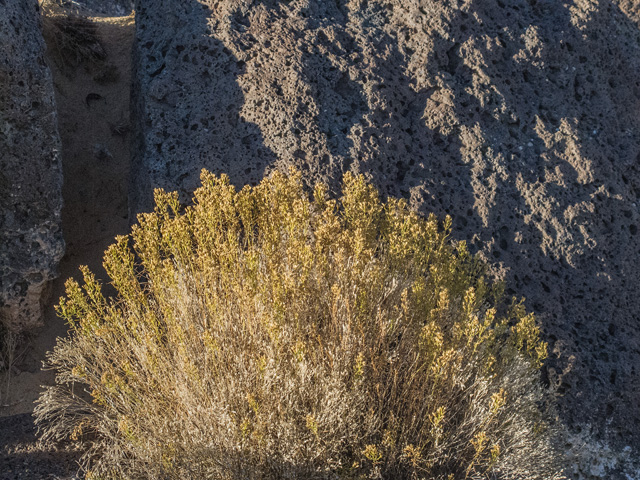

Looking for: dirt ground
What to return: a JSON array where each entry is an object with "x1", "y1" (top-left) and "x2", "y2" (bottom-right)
[{"x1": 0, "y1": 13, "x2": 134, "y2": 479}]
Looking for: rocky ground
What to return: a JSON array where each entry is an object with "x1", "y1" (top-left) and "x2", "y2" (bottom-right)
[{"x1": 0, "y1": 414, "x2": 81, "y2": 480}]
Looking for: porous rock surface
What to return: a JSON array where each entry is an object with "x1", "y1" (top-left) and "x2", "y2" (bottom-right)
[
  {"x1": 132, "y1": 0, "x2": 640, "y2": 472},
  {"x1": 0, "y1": 0, "x2": 64, "y2": 332}
]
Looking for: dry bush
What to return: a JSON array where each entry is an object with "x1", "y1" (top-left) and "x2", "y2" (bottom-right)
[
  {"x1": 0, "y1": 325, "x2": 21, "y2": 404},
  {"x1": 35, "y1": 169, "x2": 565, "y2": 479},
  {"x1": 0, "y1": 322, "x2": 10, "y2": 377},
  {"x1": 39, "y1": 0, "x2": 106, "y2": 69},
  {"x1": 0, "y1": 322, "x2": 6, "y2": 370}
]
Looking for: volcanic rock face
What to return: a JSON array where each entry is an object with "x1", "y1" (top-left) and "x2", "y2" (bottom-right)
[
  {"x1": 132, "y1": 0, "x2": 640, "y2": 462},
  {"x1": 0, "y1": 0, "x2": 64, "y2": 332}
]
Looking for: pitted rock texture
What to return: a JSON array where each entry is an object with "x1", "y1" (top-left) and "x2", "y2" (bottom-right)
[
  {"x1": 132, "y1": 0, "x2": 640, "y2": 465},
  {"x1": 0, "y1": 0, "x2": 64, "y2": 332}
]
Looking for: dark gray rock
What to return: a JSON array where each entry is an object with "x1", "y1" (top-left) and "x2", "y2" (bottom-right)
[
  {"x1": 131, "y1": 0, "x2": 640, "y2": 475},
  {"x1": 0, "y1": 0, "x2": 64, "y2": 333}
]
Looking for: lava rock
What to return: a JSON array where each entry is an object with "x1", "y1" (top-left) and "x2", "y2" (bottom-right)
[{"x1": 0, "y1": 0, "x2": 65, "y2": 333}]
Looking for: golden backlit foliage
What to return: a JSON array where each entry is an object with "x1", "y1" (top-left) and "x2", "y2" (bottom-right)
[{"x1": 36, "y1": 169, "x2": 564, "y2": 479}]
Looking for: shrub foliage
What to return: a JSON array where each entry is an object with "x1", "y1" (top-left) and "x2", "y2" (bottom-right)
[
  {"x1": 40, "y1": 0, "x2": 107, "y2": 70},
  {"x1": 36, "y1": 169, "x2": 564, "y2": 479}
]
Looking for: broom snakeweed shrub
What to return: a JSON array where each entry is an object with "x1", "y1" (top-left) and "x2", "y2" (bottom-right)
[{"x1": 36, "y1": 169, "x2": 564, "y2": 479}]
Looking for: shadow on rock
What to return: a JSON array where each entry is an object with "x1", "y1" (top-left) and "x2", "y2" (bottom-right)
[
  {"x1": 402, "y1": 0, "x2": 640, "y2": 448},
  {"x1": 130, "y1": 0, "x2": 277, "y2": 216}
]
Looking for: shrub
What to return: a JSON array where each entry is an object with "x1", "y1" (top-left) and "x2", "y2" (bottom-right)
[
  {"x1": 40, "y1": 0, "x2": 106, "y2": 70},
  {"x1": 36, "y1": 169, "x2": 565, "y2": 479},
  {"x1": 0, "y1": 322, "x2": 20, "y2": 404},
  {"x1": 0, "y1": 320, "x2": 8, "y2": 373}
]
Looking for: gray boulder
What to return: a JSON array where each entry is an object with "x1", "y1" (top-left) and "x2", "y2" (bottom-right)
[
  {"x1": 0, "y1": 0, "x2": 64, "y2": 333},
  {"x1": 131, "y1": 0, "x2": 640, "y2": 472}
]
